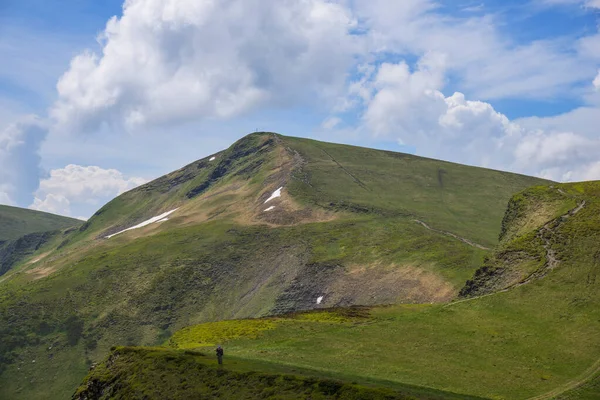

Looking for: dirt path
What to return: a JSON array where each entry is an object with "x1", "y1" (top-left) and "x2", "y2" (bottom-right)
[
  {"x1": 413, "y1": 220, "x2": 490, "y2": 250},
  {"x1": 318, "y1": 147, "x2": 370, "y2": 192},
  {"x1": 444, "y1": 200, "x2": 586, "y2": 309},
  {"x1": 508, "y1": 201, "x2": 586, "y2": 288},
  {"x1": 443, "y1": 198, "x2": 598, "y2": 399},
  {"x1": 441, "y1": 199, "x2": 598, "y2": 398},
  {"x1": 526, "y1": 357, "x2": 600, "y2": 400}
]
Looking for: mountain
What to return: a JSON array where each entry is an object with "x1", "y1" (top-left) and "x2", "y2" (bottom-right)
[
  {"x1": 74, "y1": 181, "x2": 600, "y2": 400},
  {"x1": 0, "y1": 204, "x2": 81, "y2": 242},
  {"x1": 0, "y1": 132, "x2": 551, "y2": 399},
  {"x1": 0, "y1": 206, "x2": 82, "y2": 277}
]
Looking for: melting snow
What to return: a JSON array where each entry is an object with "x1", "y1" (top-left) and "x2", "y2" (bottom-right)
[
  {"x1": 106, "y1": 208, "x2": 179, "y2": 239},
  {"x1": 317, "y1": 296, "x2": 323, "y2": 305},
  {"x1": 264, "y1": 206, "x2": 276, "y2": 212},
  {"x1": 209, "y1": 156, "x2": 216, "y2": 161},
  {"x1": 264, "y1": 187, "x2": 283, "y2": 204}
]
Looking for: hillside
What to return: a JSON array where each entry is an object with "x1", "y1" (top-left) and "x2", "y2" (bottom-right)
[
  {"x1": 74, "y1": 181, "x2": 600, "y2": 400},
  {"x1": 0, "y1": 206, "x2": 82, "y2": 277},
  {"x1": 73, "y1": 346, "x2": 484, "y2": 400},
  {"x1": 0, "y1": 132, "x2": 551, "y2": 399},
  {"x1": 0, "y1": 204, "x2": 81, "y2": 242}
]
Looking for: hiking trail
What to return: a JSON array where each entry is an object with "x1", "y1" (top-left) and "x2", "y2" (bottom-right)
[
  {"x1": 413, "y1": 220, "x2": 490, "y2": 250},
  {"x1": 444, "y1": 200, "x2": 586, "y2": 308},
  {"x1": 526, "y1": 357, "x2": 600, "y2": 400}
]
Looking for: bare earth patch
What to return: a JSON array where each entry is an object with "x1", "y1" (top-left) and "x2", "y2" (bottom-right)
[
  {"x1": 26, "y1": 251, "x2": 51, "y2": 265},
  {"x1": 325, "y1": 263, "x2": 456, "y2": 306},
  {"x1": 25, "y1": 265, "x2": 58, "y2": 280}
]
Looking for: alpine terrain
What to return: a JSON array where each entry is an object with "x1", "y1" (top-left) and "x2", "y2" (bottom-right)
[
  {"x1": 0, "y1": 206, "x2": 81, "y2": 279},
  {"x1": 2, "y1": 133, "x2": 598, "y2": 400},
  {"x1": 0, "y1": 204, "x2": 81, "y2": 242}
]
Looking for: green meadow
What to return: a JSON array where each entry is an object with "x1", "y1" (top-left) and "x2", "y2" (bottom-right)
[{"x1": 4, "y1": 133, "x2": 596, "y2": 400}]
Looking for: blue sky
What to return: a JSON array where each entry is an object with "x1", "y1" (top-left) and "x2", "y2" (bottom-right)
[{"x1": 0, "y1": 0, "x2": 599, "y2": 218}]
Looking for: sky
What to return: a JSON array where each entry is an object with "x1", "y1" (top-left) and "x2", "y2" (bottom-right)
[{"x1": 0, "y1": 0, "x2": 600, "y2": 219}]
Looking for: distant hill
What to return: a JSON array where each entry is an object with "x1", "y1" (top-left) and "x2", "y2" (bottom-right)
[
  {"x1": 0, "y1": 204, "x2": 81, "y2": 242},
  {"x1": 0, "y1": 132, "x2": 552, "y2": 399}
]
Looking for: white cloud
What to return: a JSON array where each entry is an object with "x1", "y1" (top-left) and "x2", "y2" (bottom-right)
[
  {"x1": 539, "y1": 0, "x2": 600, "y2": 8},
  {"x1": 4, "y1": 0, "x2": 600, "y2": 214},
  {"x1": 321, "y1": 117, "x2": 342, "y2": 130},
  {"x1": 30, "y1": 193, "x2": 71, "y2": 216},
  {"x1": 513, "y1": 131, "x2": 600, "y2": 170},
  {"x1": 517, "y1": 106, "x2": 600, "y2": 138},
  {"x1": 515, "y1": 105, "x2": 600, "y2": 181},
  {"x1": 30, "y1": 165, "x2": 146, "y2": 217},
  {"x1": 594, "y1": 70, "x2": 600, "y2": 90},
  {"x1": 0, "y1": 116, "x2": 47, "y2": 206},
  {"x1": 51, "y1": 0, "x2": 360, "y2": 132},
  {"x1": 354, "y1": 0, "x2": 596, "y2": 100},
  {"x1": 337, "y1": 56, "x2": 600, "y2": 181},
  {"x1": 48, "y1": 0, "x2": 598, "y2": 136},
  {"x1": 361, "y1": 53, "x2": 448, "y2": 138},
  {"x1": 0, "y1": 188, "x2": 13, "y2": 206}
]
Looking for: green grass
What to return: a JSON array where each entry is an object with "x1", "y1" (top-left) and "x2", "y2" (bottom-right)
[
  {"x1": 168, "y1": 319, "x2": 280, "y2": 349},
  {"x1": 0, "y1": 133, "x2": 557, "y2": 399},
  {"x1": 0, "y1": 215, "x2": 488, "y2": 399},
  {"x1": 554, "y1": 372, "x2": 600, "y2": 399},
  {"x1": 283, "y1": 135, "x2": 550, "y2": 247},
  {"x1": 0, "y1": 204, "x2": 81, "y2": 241},
  {"x1": 73, "y1": 346, "x2": 486, "y2": 400},
  {"x1": 141, "y1": 182, "x2": 600, "y2": 400},
  {"x1": 202, "y1": 286, "x2": 599, "y2": 400}
]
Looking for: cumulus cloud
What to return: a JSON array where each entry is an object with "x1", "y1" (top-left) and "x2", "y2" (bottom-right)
[
  {"x1": 49, "y1": 0, "x2": 598, "y2": 135},
  {"x1": 361, "y1": 53, "x2": 447, "y2": 138},
  {"x1": 514, "y1": 131, "x2": 600, "y2": 170},
  {"x1": 51, "y1": 0, "x2": 360, "y2": 132},
  {"x1": 0, "y1": 116, "x2": 47, "y2": 206},
  {"x1": 3, "y1": 0, "x2": 600, "y2": 216},
  {"x1": 336, "y1": 55, "x2": 600, "y2": 180},
  {"x1": 354, "y1": 0, "x2": 595, "y2": 100},
  {"x1": 514, "y1": 105, "x2": 600, "y2": 181},
  {"x1": 30, "y1": 165, "x2": 146, "y2": 217},
  {"x1": 30, "y1": 193, "x2": 71, "y2": 217},
  {"x1": 594, "y1": 70, "x2": 600, "y2": 90}
]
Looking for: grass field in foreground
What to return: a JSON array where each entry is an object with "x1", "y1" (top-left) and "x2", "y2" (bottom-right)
[
  {"x1": 74, "y1": 346, "x2": 487, "y2": 400},
  {"x1": 164, "y1": 290, "x2": 600, "y2": 400}
]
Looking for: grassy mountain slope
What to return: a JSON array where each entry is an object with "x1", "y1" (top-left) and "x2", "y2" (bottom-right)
[
  {"x1": 76, "y1": 181, "x2": 600, "y2": 400},
  {"x1": 282, "y1": 137, "x2": 547, "y2": 248},
  {"x1": 73, "y1": 345, "x2": 486, "y2": 400},
  {"x1": 0, "y1": 133, "x2": 551, "y2": 399},
  {"x1": 0, "y1": 206, "x2": 82, "y2": 277},
  {"x1": 0, "y1": 204, "x2": 81, "y2": 242}
]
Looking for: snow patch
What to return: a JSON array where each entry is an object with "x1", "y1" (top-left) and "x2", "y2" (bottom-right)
[
  {"x1": 264, "y1": 206, "x2": 276, "y2": 212},
  {"x1": 209, "y1": 156, "x2": 216, "y2": 161},
  {"x1": 106, "y1": 208, "x2": 179, "y2": 239},
  {"x1": 264, "y1": 187, "x2": 283, "y2": 204},
  {"x1": 316, "y1": 296, "x2": 323, "y2": 305}
]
